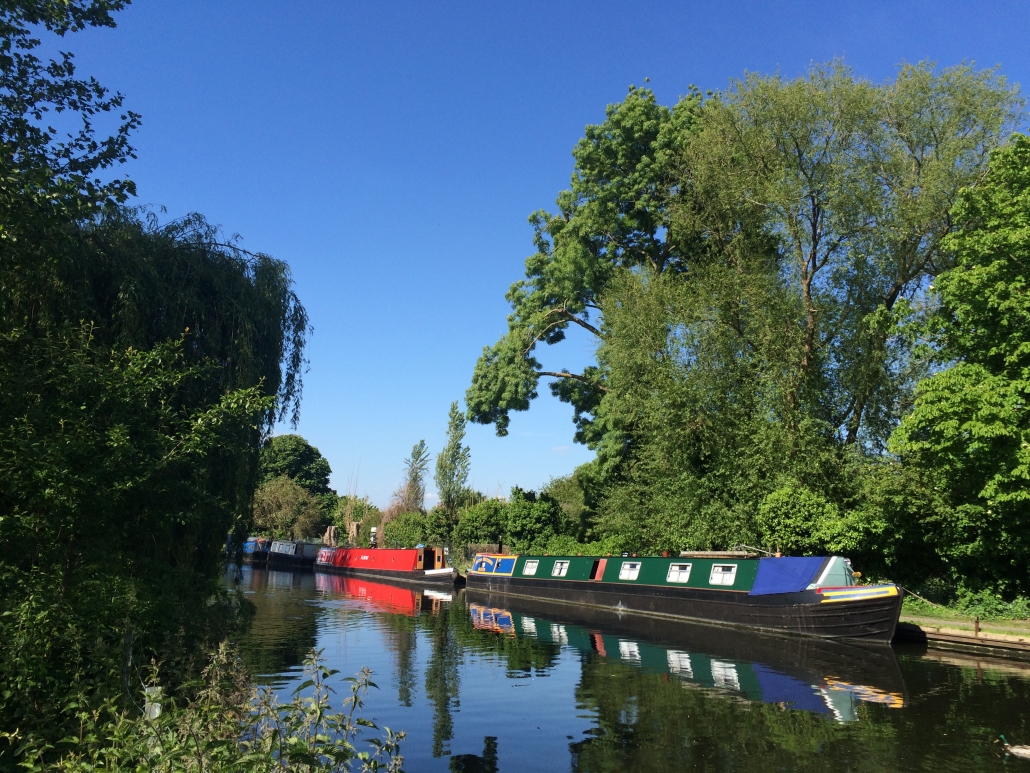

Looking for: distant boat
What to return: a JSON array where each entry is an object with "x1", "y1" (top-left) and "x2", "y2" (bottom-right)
[
  {"x1": 466, "y1": 552, "x2": 902, "y2": 643},
  {"x1": 240, "y1": 536, "x2": 270, "y2": 564},
  {"x1": 266, "y1": 540, "x2": 320, "y2": 570},
  {"x1": 315, "y1": 546, "x2": 456, "y2": 587}
]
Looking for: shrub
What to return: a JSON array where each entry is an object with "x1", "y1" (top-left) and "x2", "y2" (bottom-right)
[
  {"x1": 381, "y1": 511, "x2": 428, "y2": 548},
  {"x1": 453, "y1": 500, "x2": 506, "y2": 547},
  {"x1": 17, "y1": 646, "x2": 404, "y2": 772}
]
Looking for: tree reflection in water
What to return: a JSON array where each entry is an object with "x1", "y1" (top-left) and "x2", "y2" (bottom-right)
[
  {"x1": 449, "y1": 736, "x2": 498, "y2": 773},
  {"x1": 232, "y1": 573, "x2": 1030, "y2": 772}
]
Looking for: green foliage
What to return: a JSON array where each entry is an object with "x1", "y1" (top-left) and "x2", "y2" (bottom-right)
[
  {"x1": 452, "y1": 499, "x2": 507, "y2": 548},
  {"x1": 501, "y1": 488, "x2": 566, "y2": 554},
  {"x1": 542, "y1": 472, "x2": 589, "y2": 540},
  {"x1": 434, "y1": 401, "x2": 471, "y2": 514},
  {"x1": 261, "y1": 434, "x2": 337, "y2": 516},
  {"x1": 253, "y1": 476, "x2": 327, "y2": 540},
  {"x1": 396, "y1": 440, "x2": 430, "y2": 513},
  {"x1": 469, "y1": 61, "x2": 1022, "y2": 561},
  {"x1": 357, "y1": 511, "x2": 384, "y2": 549},
  {"x1": 15, "y1": 647, "x2": 404, "y2": 772},
  {"x1": 0, "y1": 328, "x2": 269, "y2": 756},
  {"x1": 465, "y1": 85, "x2": 698, "y2": 438},
  {"x1": 756, "y1": 481, "x2": 859, "y2": 556},
  {"x1": 381, "y1": 511, "x2": 429, "y2": 548},
  {"x1": 542, "y1": 534, "x2": 627, "y2": 556},
  {"x1": 332, "y1": 495, "x2": 381, "y2": 536},
  {"x1": 261, "y1": 434, "x2": 334, "y2": 495},
  {"x1": 0, "y1": 3, "x2": 311, "y2": 761},
  {"x1": 890, "y1": 133, "x2": 1030, "y2": 596}
]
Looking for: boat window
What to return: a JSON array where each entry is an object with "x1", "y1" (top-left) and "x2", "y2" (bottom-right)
[
  {"x1": 709, "y1": 564, "x2": 737, "y2": 586},
  {"x1": 814, "y1": 556, "x2": 854, "y2": 588},
  {"x1": 551, "y1": 560, "x2": 570, "y2": 577},
  {"x1": 619, "y1": 561, "x2": 641, "y2": 580},
  {"x1": 667, "y1": 563, "x2": 692, "y2": 583},
  {"x1": 523, "y1": 560, "x2": 539, "y2": 576}
]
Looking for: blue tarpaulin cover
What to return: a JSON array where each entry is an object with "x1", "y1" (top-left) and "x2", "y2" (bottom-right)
[{"x1": 749, "y1": 557, "x2": 826, "y2": 596}]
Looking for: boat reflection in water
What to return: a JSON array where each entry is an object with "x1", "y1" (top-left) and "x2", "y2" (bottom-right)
[
  {"x1": 467, "y1": 591, "x2": 905, "y2": 722},
  {"x1": 315, "y1": 572, "x2": 453, "y2": 617}
]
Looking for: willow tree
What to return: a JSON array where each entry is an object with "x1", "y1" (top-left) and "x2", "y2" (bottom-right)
[{"x1": 0, "y1": 1, "x2": 310, "y2": 754}]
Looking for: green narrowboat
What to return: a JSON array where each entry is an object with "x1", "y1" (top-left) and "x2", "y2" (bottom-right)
[{"x1": 466, "y1": 551, "x2": 902, "y2": 643}]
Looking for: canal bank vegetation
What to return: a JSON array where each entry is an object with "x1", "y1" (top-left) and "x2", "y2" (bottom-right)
[
  {"x1": 14, "y1": 648, "x2": 404, "y2": 773},
  {"x1": 465, "y1": 62, "x2": 1030, "y2": 611}
]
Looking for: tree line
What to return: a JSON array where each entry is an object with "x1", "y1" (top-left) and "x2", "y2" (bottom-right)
[{"x1": 466, "y1": 62, "x2": 1030, "y2": 605}]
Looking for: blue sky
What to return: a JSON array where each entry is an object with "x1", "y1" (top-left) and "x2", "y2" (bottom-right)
[{"x1": 68, "y1": 1, "x2": 1030, "y2": 507}]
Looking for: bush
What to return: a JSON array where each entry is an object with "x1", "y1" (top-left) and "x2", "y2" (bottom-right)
[
  {"x1": 757, "y1": 480, "x2": 858, "y2": 556},
  {"x1": 381, "y1": 511, "x2": 428, "y2": 548},
  {"x1": 544, "y1": 534, "x2": 630, "y2": 556},
  {"x1": 453, "y1": 500, "x2": 506, "y2": 547},
  {"x1": 503, "y1": 488, "x2": 565, "y2": 553}
]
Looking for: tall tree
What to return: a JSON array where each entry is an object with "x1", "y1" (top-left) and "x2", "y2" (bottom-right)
[
  {"x1": 435, "y1": 401, "x2": 471, "y2": 515},
  {"x1": 397, "y1": 440, "x2": 430, "y2": 513},
  {"x1": 465, "y1": 85, "x2": 699, "y2": 441},
  {"x1": 468, "y1": 62, "x2": 1023, "y2": 553}
]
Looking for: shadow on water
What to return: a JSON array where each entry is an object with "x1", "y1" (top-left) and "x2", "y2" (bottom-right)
[
  {"x1": 230, "y1": 569, "x2": 1030, "y2": 772},
  {"x1": 231, "y1": 565, "x2": 322, "y2": 683}
]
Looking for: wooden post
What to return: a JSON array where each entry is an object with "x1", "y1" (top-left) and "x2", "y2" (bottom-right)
[{"x1": 974, "y1": 615, "x2": 980, "y2": 636}]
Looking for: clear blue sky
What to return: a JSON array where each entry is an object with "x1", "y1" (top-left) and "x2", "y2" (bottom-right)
[{"x1": 68, "y1": 0, "x2": 1030, "y2": 507}]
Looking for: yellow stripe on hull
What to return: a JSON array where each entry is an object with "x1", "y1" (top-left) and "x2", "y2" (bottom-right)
[{"x1": 818, "y1": 585, "x2": 898, "y2": 604}]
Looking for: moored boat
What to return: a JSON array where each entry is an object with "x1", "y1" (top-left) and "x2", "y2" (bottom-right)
[
  {"x1": 266, "y1": 539, "x2": 320, "y2": 570},
  {"x1": 241, "y1": 536, "x2": 270, "y2": 564},
  {"x1": 314, "y1": 546, "x2": 456, "y2": 587},
  {"x1": 466, "y1": 552, "x2": 902, "y2": 643}
]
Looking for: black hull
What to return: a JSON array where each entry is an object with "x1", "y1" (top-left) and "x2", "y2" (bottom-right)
[
  {"x1": 466, "y1": 575, "x2": 902, "y2": 643},
  {"x1": 314, "y1": 563, "x2": 457, "y2": 588},
  {"x1": 242, "y1": 553, "x2": 268, "y2": 565},
  {"x1": 266, "y1": 553, "x2": 315, "y2": 571}
]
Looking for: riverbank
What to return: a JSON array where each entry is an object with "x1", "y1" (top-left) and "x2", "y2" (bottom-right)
[{"x1": 896, "y1": 612, "x2": 1030, "y2": 659}]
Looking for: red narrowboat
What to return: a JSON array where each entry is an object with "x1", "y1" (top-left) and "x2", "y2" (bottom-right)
[{"x1": 314, "y1": 546, "x2": 456, "y2": 587}]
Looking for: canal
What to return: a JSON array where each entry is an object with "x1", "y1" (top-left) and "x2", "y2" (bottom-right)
[{"x1": 231, "y1": 565, "x2": 1030, "y2": 772}]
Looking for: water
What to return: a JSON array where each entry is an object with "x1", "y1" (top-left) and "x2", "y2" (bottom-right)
[{"x1": 231, "y1": 566, "x2": 1030, "y2": 772}]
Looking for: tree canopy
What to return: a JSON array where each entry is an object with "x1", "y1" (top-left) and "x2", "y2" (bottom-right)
[
  {"x1": 890, "y1": 133, "x2": 1030, "y2": 594},
  {"x1": 260, "y1": 434, "x2": 334, "y2": 497},
  {"x1": 466, "y1": 61, "x2": 1028, "y2": 593}
]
